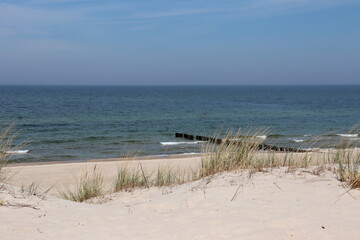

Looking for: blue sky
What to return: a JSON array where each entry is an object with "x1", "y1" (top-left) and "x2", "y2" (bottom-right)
[{"x1": 0, "y1": 0, "x2": 359, "y2": 85}]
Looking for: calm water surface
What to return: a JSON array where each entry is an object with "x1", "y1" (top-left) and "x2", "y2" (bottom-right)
[{"x1": 0, "y1": 85, "x2": 359, "y2": 163}]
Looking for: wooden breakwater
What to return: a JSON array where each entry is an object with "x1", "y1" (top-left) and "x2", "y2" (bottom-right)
[{"x1": 175, "y1": 133, "x2": 308, "y2": 153}]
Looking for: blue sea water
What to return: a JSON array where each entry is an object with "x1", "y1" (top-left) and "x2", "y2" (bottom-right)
[{"x1": 0, "y1": 85, "x2": 359, "y2": 163}]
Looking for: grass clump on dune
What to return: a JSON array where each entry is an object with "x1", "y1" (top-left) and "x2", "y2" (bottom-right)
[
  {"x1": 113, "y1": 164, "x2": 189, "y2": 192},
  {"x1": 332, "y1": 132, "x2": 360, "y2": 189},
  {"x1": 334, "y1": 149, "x2": 360, "y2": 188},
  {"x1": 200, "y1": 129, "x2": 266, "y2": 177},
  {"x1": 114, "y1": 164, "x2": 149, "y2": 192},
  {"x1": 329, "y1": 126, "x2": 360, "y2": 189},
  {"x1": 154, "y1": 167, "x2": 188, "y2": 187},
  {"x1": 0, "y1": 123, "x2": 17, "y2": 185},
  {"x1": 0, "y1": 122, "x2": 19, "y2": 206},
  {"x1": 154, "y1": 168, "x2": 174, "y2": 186},
  {"x1": 60, "y1": 165, "x2": 104, "y2": 202}
]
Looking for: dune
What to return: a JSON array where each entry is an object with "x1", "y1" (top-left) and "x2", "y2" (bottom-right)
[{"x1": 1, "y1": 153, "x2": 360, "y2": 240}]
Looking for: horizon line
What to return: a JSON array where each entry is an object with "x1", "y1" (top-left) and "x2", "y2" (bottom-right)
[{"x1": 0, "y1": 84, "x2": 360, "y2": 87}]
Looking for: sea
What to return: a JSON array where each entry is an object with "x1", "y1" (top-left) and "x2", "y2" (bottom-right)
[{"x1": 1, "y1": 85, "x2": 359, "y2": 163}]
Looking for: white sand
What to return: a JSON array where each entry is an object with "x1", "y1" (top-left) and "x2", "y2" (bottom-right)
[
  {"x1": 5, "y1": 156, "x2": 201, "y2": 194},
  {"x1": 1, "y1": 155, "x2": 360, "y2": 239}
]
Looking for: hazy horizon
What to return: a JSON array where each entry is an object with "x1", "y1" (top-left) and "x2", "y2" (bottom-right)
[{"x1": 1, "y1": 84, "x2": 360, "y2": 87}]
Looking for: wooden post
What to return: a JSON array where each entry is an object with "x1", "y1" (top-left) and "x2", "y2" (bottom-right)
[{"x1": 175, "y1": 133, "x2": 183, "y2": 138}]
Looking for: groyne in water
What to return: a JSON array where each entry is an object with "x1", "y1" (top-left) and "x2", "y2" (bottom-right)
[{"x1": 175, "y1": 133, "x2": 308, "y2": 153}]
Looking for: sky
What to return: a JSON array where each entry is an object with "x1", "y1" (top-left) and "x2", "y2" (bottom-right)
[{"x1": 0, "y1": 0, "x2": 359, "y2": 85}]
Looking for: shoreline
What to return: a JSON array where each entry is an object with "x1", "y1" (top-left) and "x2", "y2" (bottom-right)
[
  {"x1": 4, "y1": 149, "x2": 346, "y2": 196},
  {"x1": 7, "y1": 145, "x2": 353, "y2": 167},
  {"x1": 9, "y1": 143, "x2": 360, "y2": 167},
  {"x1": 7, "y1": 153, "x2": 202, "y2": 167}
]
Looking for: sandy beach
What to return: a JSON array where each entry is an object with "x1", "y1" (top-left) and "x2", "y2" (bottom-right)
[
  {"x1": 1, "y1": 152, "x2": 360, "y2": 240},
  {"x1": 6, "y1": 155, "x2": 202, "y2": 195},
  {"x1": 2, "y1": 0, "x2": 359, "y2": 238}
]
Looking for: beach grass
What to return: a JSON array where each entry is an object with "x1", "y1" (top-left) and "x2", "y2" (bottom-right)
[
  {"x1": 199, "y1": 128, "x2": 355, "y2": 177},
  {"x1": 0, "y1": 122, "x2": 18, "y2": 206},
  {"x1": 114, "y1": 164, "x2": 149, "y2": 192},
  {"x1": 154, "y1": 167, "x2": 174, "y2": 186},
  {"x1": 327, "y1": 126, "x2": 360, "y2": 188},
  {"x1": 59, "y1": 165, "x2": 104, "y2": 202},
  {"x1": 154, "y1": 167, "x2": 188, "y2": 187},
  {"x1": 332, "y1": 141, "x2": 360, "y2": 189},
  {"x1": 113, "y1": 164, "x2": 189, "y2": 192},
  {"x1": 58, "y1": 127, "x2": 360, "y2": 202},
  {"x1": 21, "y1": 181, "x2": 41, "y2": 196},
  {"x1": 0, "y1": 123, "x2": 17, "y2": 185},
  {"x1": 200, "y1": 129, "x2": 266, "y2": 177},
  {"x1": 110, "y1": 128, "x2": 269, "y2": 194}
]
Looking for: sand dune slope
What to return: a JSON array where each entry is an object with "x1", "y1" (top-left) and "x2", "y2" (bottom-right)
[{"x1": 1, "y1": 169, "x2": 360, "y2": 240}]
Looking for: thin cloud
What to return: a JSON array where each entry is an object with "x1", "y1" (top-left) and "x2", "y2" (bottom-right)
[
  {"x1": 27, "y1": 0, "x2": 91, "y2": 5},
  {"x1": 124, "y1": 0, "x2": 360, "y2": 19},
  {"x1": 0, "y1": 0, "x2": 359, "y2": 28},
  {"x1": 245, "y1": 0, "x2": 359, "y2": 13},
  {"x1": 130, "y1": 8, "x2": 215, "y2": 19},
  {"x1": 0, "y1": 4, "x2": 82, "y2": 26}
]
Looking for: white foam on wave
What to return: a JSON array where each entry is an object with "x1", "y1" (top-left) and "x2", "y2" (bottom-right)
[
  {"x1": 160, "y1": 141, "x2": 205, "y2": 146},
  {"x1": 337, "y1": 134, "x2": 358, "y2": 138},
  {"x1": 256, "y1": 135, "x2": 267, "y2": 139},
  {"x1": 290, "y1": 138, "x2": 305, "y2": 143},
  {"x1": 6, "y1": 150, "x2": 30, "y2": 154},
  {"x1": 153, "y1": 152, "x2": 199, "y2": 157},
  {"x1": 230, "y1": 135, "x2": 266, "y2": 140},
  {"x1": 301, "y1": 147, "x2": 323, "y2": 151}
]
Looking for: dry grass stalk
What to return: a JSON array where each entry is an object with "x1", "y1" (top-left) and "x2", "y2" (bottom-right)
[{"x1": 21, "y1": 181, "x2": 41, "y2": 196}]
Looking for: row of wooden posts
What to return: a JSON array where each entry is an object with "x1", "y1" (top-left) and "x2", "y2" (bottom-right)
[{"x1": 175, "y1": 132, "x2": 307, "y2": 152}]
